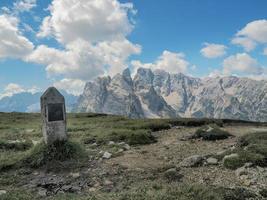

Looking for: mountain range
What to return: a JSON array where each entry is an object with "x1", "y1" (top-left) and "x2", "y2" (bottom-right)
[
  {"x1": 0, "y1": 91, "x2": 78, "y2": 113},
  {"x1": 75, "y1": 68, "x2": 267, "y2": 122},
  {"x1": 1, "y1": 68, "x2": 266, "y2": 122}
]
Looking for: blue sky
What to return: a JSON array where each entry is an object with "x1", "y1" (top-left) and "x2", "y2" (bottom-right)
[{"x1": 0, "y1": 0, "x2": 267, "y2": 97}]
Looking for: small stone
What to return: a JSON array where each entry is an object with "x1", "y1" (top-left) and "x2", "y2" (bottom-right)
[
  {"x1": 123, "y1": 144, "x2": 130, "y2": 150},
  {"x1": 117, "y1": 149, "x2": 124, "y2": 153},
  {"x1": 70, "y1": 172, "x2": 80, "y2": 178},
  {"x1": 0, "y1": 190, "x2": 6, "y2": 196},
  {"x1": 243, "y1": 179, "x2": 252, "y2": 186},
  {"x1": 89, "y1": 187, "x2": 97, "y2": 192},
  {"x1": 222, "y1": 153, "x2": 239, "y2": 164},
  {"x1": 118, "y1": 142, "x2": 126, "y2": 146},
  {"x1": 103, "y1": 180, "x2": 113, "y2": 186},
  {"x1": 108, "y1": 141, "x2": 115, "y2": 146},
  {"x1": 38, "y1": 189, "x2": 47, "y2": 197},
  {"x1": 216, "y1": 150, "x2": 227, "y2": 156},
  {"x1": 179, "y1": 155, "x2": 204, "y2": 167},
  {"x1": 244, "y1": 162, "x2": 253, "y2": 168},
  {"x1": 206, "y1": 157, "x2": 218, "y2": 165},
  {"x1": 103, "y1": 152, "x2": 112, "y2": 159},
  {"x1": 69, "y1": 186, "x2": 81, "y2": 193},
  {"x1": 91, "y1": 142, "x2": 98, "y2": 147},
  {"x1": 164, "y1": 168, "x2": 183, "y2": 181},
  {"x1": 235, "y1": 167, "x2": 248, "y2": 176},
  {"x1": 33, "y1": 171, "x2": 39, "y2": 176}
]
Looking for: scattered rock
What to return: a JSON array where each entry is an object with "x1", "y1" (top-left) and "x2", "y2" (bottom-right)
[
  {"x1": 235, "y1": 167, "x2": 248, "y2": 177},
  {"x1": 38, "y1": 188, "x2": 47, "y2": 197},
  {"x1": 103, "y1": 152, "x2": 112, "y2": 159},
  {"x1": 179, "y1": 155, "x2": 204, "y2": 167},
  {"x1": 0, "y1": 190, "x2": 7, "y2": 196},
  {"x1": 117, "y1": 149, "x2": 124, "y2": 153},
  {"x1": 70, "y1": 172, "x2": 80, "y2": 179},
  {"x1": 206, "y1": 157, "x2": 218, "y2": 165},
  {"x1": 123, "y1": 144, "x2": 130, "y2": 150},
  {"x1": 89, "y1": 187, "x2": 97, "y2": 192},
  {"x1": 163, "y1": 168, "x2": 183, "y2": 181},
  {"x1": 33, "y1": 171, "x2": 39, "y2": 176},
  {"x1": 216, "y1": 150, "x2": 227, "y2": 156},
  {"x1": 118, "y1": 142, "x2": 126, "y2": 146},
  {"x1": 222, "y1": 153, "x2": 239, "y2": 164},
  {"x1": 108, "y1": 141, "x2": 115, "y2": 146},
  {"x1": 103, "y1": 180, "x2": 113, "y2": 186}
]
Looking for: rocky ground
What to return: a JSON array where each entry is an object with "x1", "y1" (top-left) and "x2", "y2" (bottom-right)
[{"x1": 0, "y1": 113, "x2": 266, "y2": 199}]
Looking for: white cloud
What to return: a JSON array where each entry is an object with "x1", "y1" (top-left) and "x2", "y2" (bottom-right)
[
  {"x1": 26, "y1": 0, "x2": 141, "y2": 81},
  {"x1": 223, "y1": 53, "x2": 265, "y2": 76},
  {"x1": 232, "y1": 19, "x2": 267, "y2": 51},
  {"x1": 131, "y1": 50, "x2": 189, "y2": 74},
  {"x1": 200, "y1": 43, "x2": 227, "y2": 58},
  {"x1": 0, "y1": 15, "x2": 34, "y2": 59},
  {"x1": 263, "y1": 48, "x2": 267, "y2": 56},
  {"x1": 26, "y1": 38, "x2": 140, "y2": 80},
  {"x1": 0, "y1": 83, "x2": 39, "y2": 99},
  {"x1": 37, "y1": 0, "x2": 134, "y2": 44},
  {"x1": 13, "y1": 0, "x2": 36, "y2": 13},
  {"x1": 54, "y1": 79, "x2": 85, "y2": 96},
  {"x1": 231, "y1": 37, "x2": 257, "y2": 52}
]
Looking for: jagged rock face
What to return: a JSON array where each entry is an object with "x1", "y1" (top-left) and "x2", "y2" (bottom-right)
[
  {"x1": 76, "y1": 69, "x2": 144, "y2": 118},
  {"x1": 134, "y1": 68, "x2": 177, "y2": 118},
  {"x1": 76, "y1": 67, "x2": 267, "y2": 121}
]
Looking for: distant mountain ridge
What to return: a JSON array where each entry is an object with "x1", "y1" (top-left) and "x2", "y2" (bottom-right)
[
  {"x1": 0, "y1": 91, "x2": 78, "y2": 113},
  {"x1": 75, "y1": 68, "x2": 267, "y2": 122}
]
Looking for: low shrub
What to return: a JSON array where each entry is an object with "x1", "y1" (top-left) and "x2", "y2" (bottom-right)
[
  {"x1": 0, "y1": 151, "x2": 26, "y2": 171},
  {"x1": 83, "y1": 129, "x2": 156, "y2": 146},
  {"x1": 223, "y1": 150, "x2": 265, "y2": 169},
  {"x1": 23, "y1": 140, "x2": 86, "y2": 168},
  {"x1": 0, "y1": 139, "x2": 33, "y2": 151},
  {"x1": 192, "y1": 125, "x2": 232, "y2": 141}
]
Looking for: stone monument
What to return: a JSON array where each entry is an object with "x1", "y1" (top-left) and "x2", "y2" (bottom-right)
[{"x1": 41, "y1": 87, "x2": 67, "y2": 145}]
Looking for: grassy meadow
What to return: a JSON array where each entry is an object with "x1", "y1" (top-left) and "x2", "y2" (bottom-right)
[{"x1": 0, "y1": 112, "x2": 266, "y2": 200}]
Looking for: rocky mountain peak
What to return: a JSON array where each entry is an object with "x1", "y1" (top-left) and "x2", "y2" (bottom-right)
[{"x1": 75, "y1": 68, "x2": 267, "y2": 121}]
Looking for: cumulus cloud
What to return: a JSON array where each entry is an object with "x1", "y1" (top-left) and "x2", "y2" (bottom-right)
[
  {"x1": 232, "y1": 19, "x2": 267, "y2": 51},
  {"x1": 54, "y1": 79, "x2": 85, "y2": 96},
  {"x1": 200, "y1": 43, "x2": 227, "y2": 58},
  {"x1": 131, "y1": 50, "x2": 189, "y2": 74},
  {"x1": 231, "y1": 37, "x2": 257, "y2": 52},
  {"x1": 13, "y1": 0, "x2": 36, "y2": 13},
  {"x1": 25, "y1": 0, "x2": 141, "y2": 83},
  {"x1": 26, "y1": 43, "x2": 104, "y2": 80},
  {"x1": 0, "y1": 83, "x2": 39, "y2": 99},
  {"x1": 37, "y1": 0, "x2": 135, "y2": 44},
  {"x1": 0, "y1": 15, "x2": 34, "y2": 59},
  {"x1": 223, "y1": 53, "x2": 265, "y2": 76},
  {"x1": 26, "y1": 38, "x2": 140, "y2": 80}
]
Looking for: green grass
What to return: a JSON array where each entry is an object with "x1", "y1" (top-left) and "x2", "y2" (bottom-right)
[
  {"x1": 0, "y1": 139, "x2": 33, "y2": 151},
  {"x1": 0, "y1": 113, "x2": 266, "y2": 199},
  {"x1": 191, "y1": 125, "x2": 232, "y2": 141},
  {"x1": 223, "y1": 132, "x2": 267, "y2": 169},
  {"x1": 51, "y1": 182, "x2": 258, "y2": 200},
  {"x1": 22, "y1": 140, "x2": 86, "y2": 168}
]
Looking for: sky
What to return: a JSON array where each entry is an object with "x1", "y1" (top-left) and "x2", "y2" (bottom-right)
[{"x1": 0, "y1": 0, "x2": 267, "y2": 97}]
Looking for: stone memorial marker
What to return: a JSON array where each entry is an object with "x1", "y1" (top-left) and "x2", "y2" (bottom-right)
[{"x1": 41, "y1": 87, "x2": 67, "y2": 145}]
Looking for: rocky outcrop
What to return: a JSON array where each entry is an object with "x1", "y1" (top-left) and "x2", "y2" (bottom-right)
[
  {"x1": 75, "y1": 67, "x2": 267, "y2": 121},
  {"x1": 76, "y1": 68, "x2": 144, "y2": 118}
]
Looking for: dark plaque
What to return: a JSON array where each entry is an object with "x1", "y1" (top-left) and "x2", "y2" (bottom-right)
[{"x1": 48, "y1": 103, "x2": 64, "y2": 122}]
